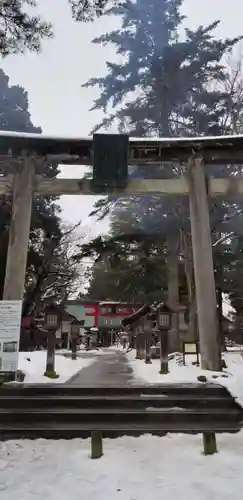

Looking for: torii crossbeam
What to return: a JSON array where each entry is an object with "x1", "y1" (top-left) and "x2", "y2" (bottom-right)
[{"x1": 1, "y1": 130, "x2": 242, "y2": 372}]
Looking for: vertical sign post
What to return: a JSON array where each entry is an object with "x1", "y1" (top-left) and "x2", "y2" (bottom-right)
[{"x1": 0, "y1": 300, "x2": 22, "y2": 374}]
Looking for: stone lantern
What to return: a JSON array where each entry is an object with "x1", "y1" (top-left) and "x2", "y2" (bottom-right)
[{"x1": 156, "y1": 303, "x2": 172, "y2": 374}]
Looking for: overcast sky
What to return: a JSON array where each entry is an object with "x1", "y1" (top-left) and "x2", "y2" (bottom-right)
[{"x1": 2, "y1": 0, "x2": 243, "y2": 239}]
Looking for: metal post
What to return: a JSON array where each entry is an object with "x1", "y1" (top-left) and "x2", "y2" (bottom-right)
[
  {"x1": 203, "y1": 432, "x2": 217, "y2": 455},
  {"x1": 3, "y1": 158, "x2": 34, "y2": 301},
  {"x1": 91, "y1": 431, "x2": 103, "y2": 459},
  {"x1": 188, "y1": 156, "x2": 221, "y2": 371}
]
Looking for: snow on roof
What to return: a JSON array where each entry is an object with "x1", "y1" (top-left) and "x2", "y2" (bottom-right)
[
  {"x1": 0, "y1": 130, "x2": 90, "y2": 141},
  {"x1": 1, "y1": 131, "x2": 243, "y2": 163},
  {"x1": 122, "y1": 305, "x2": 152, "y2": 326},
  {"x1": 99, "y1": 301, "x2": 139, "y2": 306},
  {"x1": 1, "y1": 130, "x2": 243, "y2": 142}
]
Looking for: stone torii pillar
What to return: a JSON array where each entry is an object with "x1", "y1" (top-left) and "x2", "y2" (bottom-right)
[
  {"x1": 3, "y1": 157, "x2": 34, "y2": 301},
  {"x1": 188, "y1": 156, "x2": 221, "y2": 371}
]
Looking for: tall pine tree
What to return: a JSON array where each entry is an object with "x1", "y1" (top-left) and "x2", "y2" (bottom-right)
[
  {"x1": 83, "y1": 0, "x2": 240, "y2": 137},
  {"x1": 84, "y1": 0, "x2": 243, "y2": 305}
]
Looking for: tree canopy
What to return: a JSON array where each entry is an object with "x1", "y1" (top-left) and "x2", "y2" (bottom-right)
[
  {"x1": 0, "y1": 68, "x2": 82, "y2": 314},
  {"x1": 0, "y1": 0, "x2": 52, "y2": 56},
  {"x1": 0, "y1": 0, "x2": 123, "y2": 57},
  {"x1": 82, "y1": 0, "x2": 243, "y2": 317}
]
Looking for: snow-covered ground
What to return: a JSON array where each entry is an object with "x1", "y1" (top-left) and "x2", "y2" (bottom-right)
[
  {"x1": 58, "y1": 345, "x2": 122, "y2": 355},
  {"x1": 17, "y1": 350, "x2": 95, "y2": 384},
  {"x1": 127, "y1": 350, "x2": 243, "y2": 405},
  {"x1": 1, "y1": 433, "x2": 243, "y2": 500},
  {"x1": 1, "y1": 347, "x2": 242, "y2": 499}
]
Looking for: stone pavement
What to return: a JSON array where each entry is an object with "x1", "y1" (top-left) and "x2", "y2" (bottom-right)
[{"x1": 67, "y1": 348, "x2": 134, "y2": 386}]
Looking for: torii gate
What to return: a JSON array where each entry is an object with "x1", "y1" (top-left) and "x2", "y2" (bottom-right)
[{"x1": 1, "y1": 131, "x2": 243, "y2": 371}]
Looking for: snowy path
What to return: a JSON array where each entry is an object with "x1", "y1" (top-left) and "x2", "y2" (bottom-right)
[{"x1": 68, "y1": 349, "x2": 134, "y2": 386}]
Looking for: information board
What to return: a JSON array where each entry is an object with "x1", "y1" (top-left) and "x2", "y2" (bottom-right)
[
  {"x1": 0, "y1": 300, "x2": 22, "y2": 372},
  {"x1": 182, "y1": 341, "x2": 200, "y2": 366},
  {"x1": 184, "y1": 342, "x2": 197, "y2": 354}
]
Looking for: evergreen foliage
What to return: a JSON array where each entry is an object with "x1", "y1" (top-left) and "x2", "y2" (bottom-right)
[
  {"x1": 83, "y1": 0, "x2": 243, "y2": 309},
  {"x1": 0, "y1": 0, "x2": 52, "y2": 56},
  {"x1": 0, "y1": 69, "x2": 79, "y2": 314}
]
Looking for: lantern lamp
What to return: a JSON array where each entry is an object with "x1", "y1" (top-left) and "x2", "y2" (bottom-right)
[
  {"x1": 44, "y1": 305, "x2": 60, "y2": 330},
  {"x1": 156, "y1": 303, "x2": 172, "y2": 330}
]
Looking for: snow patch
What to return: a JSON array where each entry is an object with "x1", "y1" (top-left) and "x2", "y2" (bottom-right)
[
  {"x1": 17, "y1": 350, "x2": 95, "y2": 384},
  {"x1": 1, "y1": 433, "x2": 243, "y2": 499},
  {"x1": 127, "y1": 350, "x2": 243, "y2": 405}
]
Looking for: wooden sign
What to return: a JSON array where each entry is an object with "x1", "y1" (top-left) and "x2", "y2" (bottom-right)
[{"x1": 183, "y1": 341, "x2": 200, "y2": 366}]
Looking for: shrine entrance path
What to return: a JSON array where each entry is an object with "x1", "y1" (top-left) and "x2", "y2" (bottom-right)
[{"x1": 67, "y1": 348, "x2": 134, "y2": 386}]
